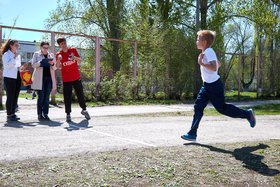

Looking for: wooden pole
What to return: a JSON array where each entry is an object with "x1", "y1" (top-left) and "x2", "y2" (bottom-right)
[
  {"x1": 50, "y1": 32, "x2": 56, "y2": 104},
  {"x1": 238, "y1": 54, "x2": 241, "y2": 100},
  {"x1": 133, "y1": 42, "x2": 137, "y2": 79},
  {"x1": 165, "y1": 45, "x2": 170, "y2": 99},
  {"x1": 95, "y1": 36, "x2": 100, "y2": 100},
  {"x1": 257, "y1": 55, "x2": 260, "y2": 98},
  {"x1": 0, "y1": 26, "x2": 3, "y2": 108}
]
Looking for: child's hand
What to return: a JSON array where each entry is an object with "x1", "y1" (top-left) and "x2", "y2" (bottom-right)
[
  {"x1": 69, "y1": 52, "x2": 75, "y2": 60},
  {"x1": 58, "y1": 54, "x2": 62, "y2": 61},
  {"x1": 21, "y1": 62, "x2": 29, "y2": 71},
  {"x1": 198, "y1": 53, "x2": 204, "y2": 65},
  {"x1": 14, "y1": 53, "x2": 19, "y2": 59}
]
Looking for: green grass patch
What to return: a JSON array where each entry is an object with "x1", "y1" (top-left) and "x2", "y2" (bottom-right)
[
  {"x1": 250, "y1": 104, "x2": 280, "y2": 115},
  {"x1": 86, "y1": 99, "x2": 186, "y2": 107},
  {"x1": 111, "y1": 103, "x2": 280, "y2": 118},
  {"x1": 18, "y1": 92, "x2": 64, "y2": 99},
  {"x1": 225, "y1": 90, "x2": 257, "y2": 100},
  {"x1": 0, "y1": 140, "x2": 279, "y2": 186},
  {"x1": 204, "y1": 103, "x2": 280, "y2": 116}
]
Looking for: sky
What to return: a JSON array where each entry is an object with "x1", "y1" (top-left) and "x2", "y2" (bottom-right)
[{"x1": 0, "y1": 0, "x2": 58, "y2": 42}]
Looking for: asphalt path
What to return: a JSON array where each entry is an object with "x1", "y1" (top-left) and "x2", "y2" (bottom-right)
[{"x1": 0, "y1": 97, "x2": 280, "y2": 162}]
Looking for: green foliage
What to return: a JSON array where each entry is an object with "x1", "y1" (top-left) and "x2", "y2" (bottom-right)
[
  {"x1": 44, "y1": 0, "x2": 280, "y2": 101},
  {"x1": 100, "y1": 77, "x2": 115, "y2": 100}
]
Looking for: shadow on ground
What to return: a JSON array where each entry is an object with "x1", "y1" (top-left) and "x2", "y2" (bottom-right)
[
  {"x1": 64, "y1": 119, "x2": 91, "y2": 131},
  {"x1": 4, "y1": 121, "x2": 37, "y2": 128},
  {"x1": 38, "y1": 120, "x2": 64, "y2": 127},
  {"x1": 4, "y1": 120, "x2": 63, "y2": 128},
  {"x1": 184, "y1": 142, "x2": 280, "y2": 176}
]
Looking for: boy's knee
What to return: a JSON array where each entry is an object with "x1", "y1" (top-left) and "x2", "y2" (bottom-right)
[
  {"x1": 194, "y1": 104, "x2": 204, "y2": 113},
  {"x1": 215, "y1": 105, "x2": 225, "y2": 114}
]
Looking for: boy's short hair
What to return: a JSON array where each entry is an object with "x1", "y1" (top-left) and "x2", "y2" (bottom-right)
[
  {"x1": 57, "y1": 36, "x2": 66, "y2": 45},
  {"x1": 197, "y1": 30, "x2": 216, "y2": 48}
]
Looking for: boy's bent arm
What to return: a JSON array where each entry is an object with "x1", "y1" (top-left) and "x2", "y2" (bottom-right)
[
  {"x1": 74, "y1": 56, "x2": 82, "y2": 63},
  {"x1": 56, "y1": 59, "x2": 60, "y2": 69},
  {"x1": 199, "y1": 60, "x2": 217, "y2": 71}
]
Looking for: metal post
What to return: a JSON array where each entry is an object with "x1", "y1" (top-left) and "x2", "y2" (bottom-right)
[
  {"x1": 238, "y1": 54, "x2": 241, "y2": 100},
  {"x1": 257, "y1": 55, "x2": 260, "y2": 98},
  {"x1": 95, "y1": 36, "x2": 100, "y2": 99},
  {"x1": 133, "y1": 42, "x2": 137, "y2": 78},
  {"x1": 50, "y1": 32, "x2": 56, "y2": 104},
  {"x1": 0, "y1": 26, "x2": 3, "y2": 107}
]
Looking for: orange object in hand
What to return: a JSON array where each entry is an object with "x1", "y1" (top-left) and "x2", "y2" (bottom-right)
[{"x1": 20, "y1": 71, "x2": 32, "y2": 86}]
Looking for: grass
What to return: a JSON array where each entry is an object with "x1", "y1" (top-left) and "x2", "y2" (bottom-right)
[
  {"x1": 224, "y1": 90, "x2": 257, "y2": 101},
  {"x1": 0, "y1": 140, "x2": 279, "y2": 186},
  {"x1": 19, "y1": 92, "x2": 64, "y2": 99},
  {"x1": 16, "y1": 90, "x2": 279, "y2": 104},
  {"x1": 106, "y1": 104, "x2": 280, "y2": 118},
  {"x1": 204, "y1": 103, "x2": 280, "y2": 116}
]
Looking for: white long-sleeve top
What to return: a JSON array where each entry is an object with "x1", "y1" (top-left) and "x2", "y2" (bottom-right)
[{"x1": 2, "y1": 50, "x2": 21, "y2": 79}]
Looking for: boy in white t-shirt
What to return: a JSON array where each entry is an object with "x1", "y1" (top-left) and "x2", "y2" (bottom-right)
[{"x1": 181, "y1": 30, "x2": 256, "y2": 141}]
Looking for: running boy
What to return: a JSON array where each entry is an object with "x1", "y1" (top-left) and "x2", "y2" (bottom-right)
[
  {"x1": 181, "y1": 30, "x2": 256, "y2": 141},
  {"x1": 56, "y1": 37, "x2": 90, "y2": 122}
]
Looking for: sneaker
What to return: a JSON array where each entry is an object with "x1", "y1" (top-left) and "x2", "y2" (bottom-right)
[
  {"x1": 66, "y1": 114, "x2": 71, "y2": 122},
  {"x1": 247, "y1": 109, "x2": 256, "y2": 128},
  {"x1": 7, "y1": 116, "x2": 19, "y2": 122},
  {"x1": 13, "y1": 114, "x2": 20, "y2": 120},
  {"x1": 43, "y1": 114, "x2": 50, "y2": 121},
  {"x1": 181, "y1": 134, "x2": 197, "y2": 141},
  {"x1": 38, "y1": 114, "x2": 45, "y2": 121},
  {"x1": 81, "y1": 110, "x2": 91, "y2": 120}
]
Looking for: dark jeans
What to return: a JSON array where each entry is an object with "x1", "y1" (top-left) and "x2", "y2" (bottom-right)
[
  {"x1": 4, "y1": 72, "x2": 21, "y2": 116},
  {"x1": 188, "y1": 79, "x2": 250, "y2": 136},
  {"x1": 37, "y1": 76, "x2": 52, "y2": 115},
  {"x1": 63, "y1": 79, "x2": 86, "y2": 115}
]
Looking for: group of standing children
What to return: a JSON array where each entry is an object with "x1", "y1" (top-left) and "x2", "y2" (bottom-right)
[{"x1": 1, "y1": 37, "x2": 90, "y2": 123}]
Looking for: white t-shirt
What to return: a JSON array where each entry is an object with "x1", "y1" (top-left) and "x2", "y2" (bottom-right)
[{"x1": 200, "y1": 48, "x2": 220, "y2": 83}]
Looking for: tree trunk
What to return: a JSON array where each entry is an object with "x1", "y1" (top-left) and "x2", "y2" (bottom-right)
[
  {"x1": 107, "y1": 0, "x2": 122, "y2": 72},
  {"x1": 200, "y1": 0, "x2": 208, "y2": 29},
  {"x1": 193, "y1": 0, "x2": 207, "y2": 98},
  {"x1": 165, "y1": 45, "x2": 170, "y2": 99},
  {"x1": 111, "y1": 41, "x2": 120, "y2": 72}
]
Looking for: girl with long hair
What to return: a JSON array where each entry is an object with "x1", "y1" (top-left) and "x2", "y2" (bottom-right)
[{"x1": 1, "y1": 39, "x2": 28, "y2": 121}]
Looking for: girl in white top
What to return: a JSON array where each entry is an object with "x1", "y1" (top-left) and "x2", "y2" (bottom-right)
[{"x1": 1, "y1": 39, "x2": 28, "y2": 122}]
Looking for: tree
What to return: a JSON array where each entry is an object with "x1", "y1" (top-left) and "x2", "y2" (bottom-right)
[
  {"x1": 235, "y1": 0, "x2": 280, "y2": 96},
  {"x1": 46, "y1": 0, "x2": 126, "y2": 72},
  {"x1": 182, "y1": 0, "x2": 227, "y2": 98}
]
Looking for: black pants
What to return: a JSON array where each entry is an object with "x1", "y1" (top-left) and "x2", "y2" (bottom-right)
[
  {"x1": 4, "y1": 72, "x2": 21, "y2": 116},
  {"x1": 63, "y1": 79, "x2": 86, "y2": 114}
]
